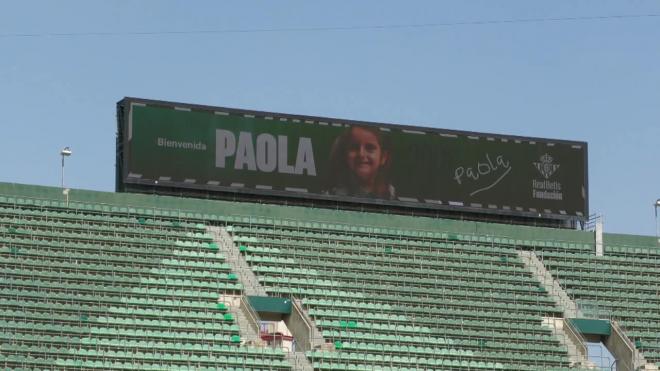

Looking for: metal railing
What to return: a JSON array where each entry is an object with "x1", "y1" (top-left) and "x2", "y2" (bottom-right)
[
  {"x1": 576, "y1": 301, "x2": 614, "y2": 320},
  {"x1": 240, "y1": 294, "x2": 261, "y2": 337},
  {"x1": 583, "y1": 213, "x2": 603, "y2": 231},
  {"x1": 562, "y1": 318, "x2": 589, "y2": 362}
]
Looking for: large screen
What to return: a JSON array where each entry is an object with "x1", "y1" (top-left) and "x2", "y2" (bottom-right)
[{"x1": 117, "y1": 98, "x2": 588, "y2": 220}]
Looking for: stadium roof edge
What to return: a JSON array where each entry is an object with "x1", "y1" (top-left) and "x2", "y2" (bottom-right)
[{"x1": 0, "y1": 181, "x2": 652, "y2": 248}]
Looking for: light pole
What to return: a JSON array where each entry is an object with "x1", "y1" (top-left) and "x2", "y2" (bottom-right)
[
  {"x1": 655, "y1": 199, "x2": 660, "y2": 244},
  {"x1": 60, "y1": 147, "x2": 72, "y2": 188}
]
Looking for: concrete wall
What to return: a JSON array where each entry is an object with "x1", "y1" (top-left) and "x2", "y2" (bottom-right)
[{"x1": 283, "y1": 303, "x2": 313, "y2": 352}]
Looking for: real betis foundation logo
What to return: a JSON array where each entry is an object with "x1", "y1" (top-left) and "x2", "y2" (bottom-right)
[{"x1": 534, "y1": 153, "x2": 560, "y2": 179}]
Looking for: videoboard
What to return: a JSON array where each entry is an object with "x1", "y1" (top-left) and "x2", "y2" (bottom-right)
[{"x1": 117, "y1": 98, "x2": 588, "y2": 221}]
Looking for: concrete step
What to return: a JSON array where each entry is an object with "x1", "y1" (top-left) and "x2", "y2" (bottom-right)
[
  {"x1": 284, "y1": 351, "x2": 314, "y2": 371},
  {"x1": 220, "y1": 294, "x2": 262, "y2": 345},
  {"x1": 517, "y1": 250, "x2": 579, "y2": 318},
  {"x1": 541, "y1": 317, "x2": 593, "y2": 368},
  {"x1": 207, "y1": 226, "x2": 267, "y2": 296}
]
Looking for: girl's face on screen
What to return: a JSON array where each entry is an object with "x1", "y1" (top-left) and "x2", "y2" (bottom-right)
[{"x1": 346, "y1": 127, "x2": 387, "y2": 186}]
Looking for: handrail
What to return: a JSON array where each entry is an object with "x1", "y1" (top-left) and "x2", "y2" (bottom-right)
[
  {"x1": 562, "y1": 318, "x2": 588, "y2": 361},
  {"x1": 583, "y1": 213, "x2": 603, "y2": 231},
  {"x1": 240, "y1": 294, "x2": 261, "y2": 337},
  {"x1": 576, "y1": 301, "x2": 613, "y2": 320}
]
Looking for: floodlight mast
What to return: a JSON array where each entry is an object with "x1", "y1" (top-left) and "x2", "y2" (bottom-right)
[
  {"x1": 655, "y1": 199, "x2": 660, "y2": 245},
  {"x1": 60, "y1": 147, "x2": 72, "y2": 189}
]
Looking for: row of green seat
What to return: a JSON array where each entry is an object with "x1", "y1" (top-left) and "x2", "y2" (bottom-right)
[
  {"x1": 227, "y1": 221, "x2": 591, "y2": 250},
  {"x1": 245, "y1": 254, "x2": 539, "y2": 286},
  {"x1": 0, "y1": 236, "x2": 218, "y2": 261},
  {"x1": 258, "y1": 275, "x2": 553, "y2": 307},
  {"x1": 0, "y1": 204, "x2": 206, "y2": 230},
  {"x1": 2, "y1": 245, "x2": 229, "y2": 271},
  {"x1": 0, "y1": 217, "x2": 204, "y2": 241},
  {"x1": 0, "y1": 197, "x2": 211, "y2": 224},
  {"x1": 252, "y1": 264, "x2": 542, "y2": 295}
]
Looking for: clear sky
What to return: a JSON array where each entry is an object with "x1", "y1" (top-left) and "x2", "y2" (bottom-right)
[{"x1": 1, "y1": 1, "x2": 659, "y2": 236}]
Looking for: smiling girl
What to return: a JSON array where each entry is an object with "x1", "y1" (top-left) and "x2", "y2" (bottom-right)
[{"x1": 326, "y1": 126, "x2": 396, "y2": 200}]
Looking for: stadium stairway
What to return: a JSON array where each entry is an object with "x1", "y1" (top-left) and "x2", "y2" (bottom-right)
[
  {"x1": 284, "y1": 346, "x2": 315, "y2": 371},
  {"x1": 518, "y1": 251, "x2": 580, "y2": 319},
  {"x1": 517, "y1": 250, "x2": 599, "y2": 368},
  {"x1": 212, "y1": 225, "x2": 319, "y2": 371},
  {"x1": 220, "y1": 294, "x2": 263, "y2": 345},
  {"x1": 212, "y1": 226, "x2": 267, "y2": 297}
]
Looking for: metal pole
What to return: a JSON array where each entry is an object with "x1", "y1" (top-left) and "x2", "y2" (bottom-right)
[
  {"x1": 655, "y1": 201, "x2": 659, "y2": 245},
  {"x1": 61, "y1": 154, "x2": 65, "y2": 188},
  {"x1": 60, "y1": 147, "x2": 71, "y2": 189}
]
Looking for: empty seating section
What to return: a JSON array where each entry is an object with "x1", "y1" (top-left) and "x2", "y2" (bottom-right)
[
  {"x1": 228, "y1": 222, "x2": 579, "y2": 370},
  {"x1": 0, "y1": 199, "x2": 290, "y2": 370},
  {"x1": 535, "y1": 243, "x2": 660, "y2": 367}
]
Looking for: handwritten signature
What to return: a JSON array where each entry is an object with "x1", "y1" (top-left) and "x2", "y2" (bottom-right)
[{"x1": 453, "y1": 154, "x2": 512, "y2": 196}]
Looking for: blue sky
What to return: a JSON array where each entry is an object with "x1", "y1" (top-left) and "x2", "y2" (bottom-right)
[{"x1": 1, "y1": 1, "x2": 659, "y2": 236}]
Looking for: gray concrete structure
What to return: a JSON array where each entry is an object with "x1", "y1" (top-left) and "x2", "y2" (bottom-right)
[
  {"x1": 284, "y1": 298, "x2": 326, "y2": 352},
  {"x1": 606, "y1": 320, "x2": 658, "y2": 371},
  {"x1": 518, "y1": 250, "x2": 580, "y2": 318}
]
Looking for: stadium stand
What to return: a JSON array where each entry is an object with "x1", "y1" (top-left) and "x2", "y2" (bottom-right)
[{"x1": 0, "y1": 182, "x2": 655, "y2": 370}]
